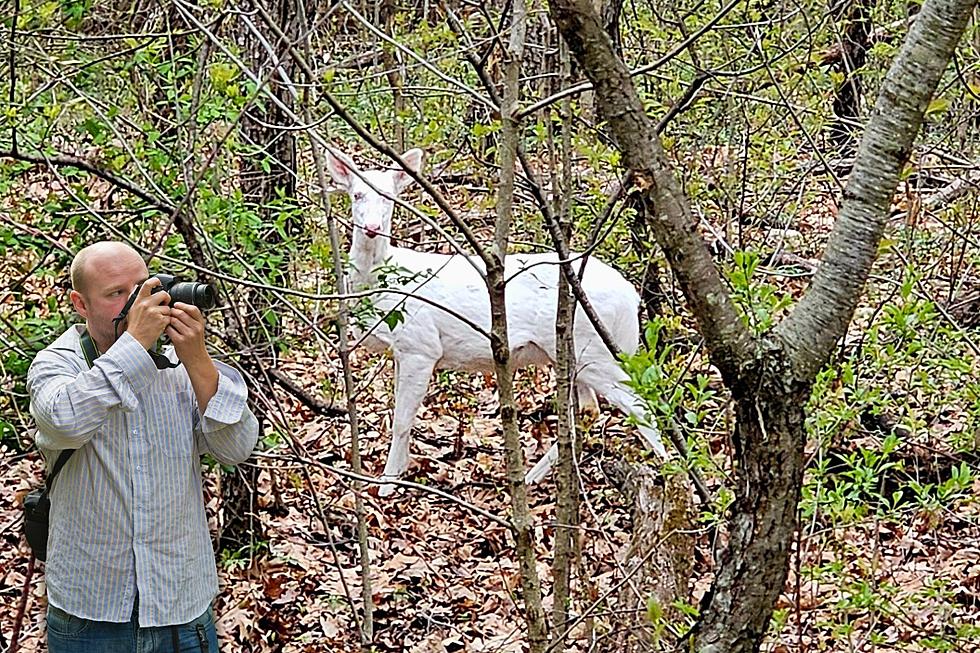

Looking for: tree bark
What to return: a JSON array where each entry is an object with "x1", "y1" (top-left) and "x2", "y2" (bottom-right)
[
  {"x1": 600, "y1": 0, "x2": 624, "y2": 58},
  {"x1": 692, "y1": 348, "x2": 810, "y2": 651}
]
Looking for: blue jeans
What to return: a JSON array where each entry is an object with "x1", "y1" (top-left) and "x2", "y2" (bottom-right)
[{"x1": 46, "y1": 603, "x2": 218, "y2": 653}]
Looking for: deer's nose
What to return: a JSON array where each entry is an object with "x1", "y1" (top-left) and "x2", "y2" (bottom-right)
[{"x1": 363, "y1": 223, "x2": 381, "y2": 238}]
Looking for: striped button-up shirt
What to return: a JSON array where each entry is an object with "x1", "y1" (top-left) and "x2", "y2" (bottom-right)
[{"x1": 27, "y1": 324, "x2": 259, "y2": 627}]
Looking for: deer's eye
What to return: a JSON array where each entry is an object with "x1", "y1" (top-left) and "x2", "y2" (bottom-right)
[{"x1": 353, "y1": 192, "x2": 365, "y2": 201}]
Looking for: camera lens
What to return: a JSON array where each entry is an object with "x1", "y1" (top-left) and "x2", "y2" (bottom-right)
[{"x1": 169, "y1": 282, "x2": 217, "y2": 310}]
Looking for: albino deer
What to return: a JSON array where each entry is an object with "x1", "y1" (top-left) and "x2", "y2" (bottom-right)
[{"x1": 326, "y1": 147, "x2": 667, "y2": 496}]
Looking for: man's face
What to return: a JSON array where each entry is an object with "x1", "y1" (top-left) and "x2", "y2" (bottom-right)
[{"x1": 70, "y1": 250, "x2": 148, "y2": 350}]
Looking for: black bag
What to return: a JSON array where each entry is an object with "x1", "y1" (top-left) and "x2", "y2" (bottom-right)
[{"x1": 23, "y1": 448, "x2": 74, "y2": 562}]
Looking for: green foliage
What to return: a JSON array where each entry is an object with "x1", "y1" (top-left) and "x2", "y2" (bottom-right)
[
  {"x1": 218, "y1": 540, "x2": 269, "y2": 571},
  {"x1": 645, "y1": 596, "x2": 665, "y2": 648},
  {"x1": 621, "y1": 317, "x2": 731, "y2": 523},
  {"x1": 622, "y1": 317, "x2": 715, "y2": 431},
  {"x1": 350, "y1": 262, "x2": 437, "y2": 333},
  {"x1": 725, "y1": 250, "x2": 792, "y2": 334}
]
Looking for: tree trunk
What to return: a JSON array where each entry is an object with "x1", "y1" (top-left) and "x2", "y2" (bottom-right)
[
  {"x1": 551, "y1": 38, "x2": 579, "y2": 639},
  {"x1": 380, "y1": 0, "x2": 406, "y2": 152},
  {"x1": 221, "y1": 0, "x2": 305, "y2": 556},
  {"x1": 491, "y1": 1, "x2": 548, "y2": 650},
  {"x1": 604, "y1": 460, "x2": 695, "y2": 652},
  {"x1": 241, "y1": 0, "x2": 298, "y2": 224},
  {"x1": 691, "y1": 348, "x2": 810, "y2": 650},
  {"x1": 829, "y1": 0, "x2": 875, "y2": 153},
  {"x1": 600, "y1": 0, "x2": 624, "y2": 58}
]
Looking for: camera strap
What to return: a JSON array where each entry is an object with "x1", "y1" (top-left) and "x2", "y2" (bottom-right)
[
  {"x1": 148, "y1": 347, "x2": 180, "y2": 370},
  {"x1": 80, "y1": 328, "x2": 99, "y2": 368},
  {"x1": 45, "y1": 449, "x2": 75, "y2": 494}
]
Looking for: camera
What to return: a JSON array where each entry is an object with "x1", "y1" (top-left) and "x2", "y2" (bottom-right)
[
  {"x1": 144, "y1": 273, "x2": 216, "y2": 310},
  {"x1": 112, "y1": 273, "x2": 217, "y2": 370}
]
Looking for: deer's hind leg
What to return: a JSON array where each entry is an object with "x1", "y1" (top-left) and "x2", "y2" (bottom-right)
[
  {"x1": 576, "y1": 356, "x2": 668, "y2": 459},
  {"x1": 576, "y1": 382, "x2": 599, "y2": 418}
]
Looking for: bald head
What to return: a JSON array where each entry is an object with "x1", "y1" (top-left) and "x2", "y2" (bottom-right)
[{"x1": 70, "y1": 241, "x2": 145, "y2": 295}]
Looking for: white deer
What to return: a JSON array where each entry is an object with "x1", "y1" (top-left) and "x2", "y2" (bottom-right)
[{"x1": 326, "y1": 146, "x2": 667, "y2": 496}]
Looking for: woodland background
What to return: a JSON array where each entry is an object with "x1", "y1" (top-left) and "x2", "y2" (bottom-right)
[{"x1": 2, "y1": 0, "x2": 980, "y2": 651}]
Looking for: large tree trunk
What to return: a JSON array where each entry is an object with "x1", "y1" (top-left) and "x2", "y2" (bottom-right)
[
  {"x1": 221, "y1": 0, "x2": 304, "y2": 555},
  {"x1": 692, "y1": 350, "x2": 810, "y2": 649},
  {"x1": 547, "y1": 0, "x2": 977, "y2": 650},
  {"x1": 241, "y1": 0, "x2": 298, "y2": 222}
]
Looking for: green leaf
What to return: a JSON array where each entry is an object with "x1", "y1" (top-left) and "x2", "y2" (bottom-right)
[
  {"x1": 383, "y1": 309, "x2": 404, "y2": 330},
  {"x1": 925, "y1": 97, "x2": 950, "y2": 116}
]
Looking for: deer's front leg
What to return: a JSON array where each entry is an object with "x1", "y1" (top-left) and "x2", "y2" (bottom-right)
[{"x1": 379, "y1": 353, "x2": 437, "y2": 497}]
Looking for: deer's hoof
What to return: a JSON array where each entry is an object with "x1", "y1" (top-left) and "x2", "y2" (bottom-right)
[{"x1": 378, "y1": 478, "x2": 398, "y2": 497}]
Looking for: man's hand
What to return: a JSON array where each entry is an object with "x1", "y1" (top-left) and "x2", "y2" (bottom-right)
[
  {"x1": 167, "y1": 302, "x2": 208, "y2": 364},
  {"x1": 125, "y1": 278, "x2": 171, "y2": 350},
  {"x1": 169, "y1": 302, "x2": 219, "y2": 411}
]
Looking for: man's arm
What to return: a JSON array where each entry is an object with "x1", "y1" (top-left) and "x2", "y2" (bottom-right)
[
  {"x1": 168, "y1": 302, "x2": 218, "y2": 411},
  {"x1": 170, "y1": 302, "x2": 259, "y2": 464},
  {"x1": 28, "y1": 331, "x2": 158, "y2": 451},
  {"x1": 192, "y1": 362, "x2": 260, "y2": 465}
]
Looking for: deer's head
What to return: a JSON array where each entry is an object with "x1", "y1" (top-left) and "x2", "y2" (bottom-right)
[{"x1": 325, "y1": 147, "x2": 424, "y2": 244}]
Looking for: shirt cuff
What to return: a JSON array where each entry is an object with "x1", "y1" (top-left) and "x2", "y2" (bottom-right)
[
  {"x1": 105, "y1": 331, "x2": 158, "y2": 394},
  {"x1": 201, "y1": 362, "x2": 249, "y2": 431}
]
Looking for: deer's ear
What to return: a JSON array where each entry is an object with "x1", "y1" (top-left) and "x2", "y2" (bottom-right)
[
  {"x1": 325, "y1": 147, "x2": 353, "y2": 191},
  {"x1": 393, "y1": 148, "x2": 424, "y2": 193}
]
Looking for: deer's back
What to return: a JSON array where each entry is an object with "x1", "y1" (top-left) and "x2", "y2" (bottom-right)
[{"x1": 380, "y1": 247, "x2": 639, "y2": 368}]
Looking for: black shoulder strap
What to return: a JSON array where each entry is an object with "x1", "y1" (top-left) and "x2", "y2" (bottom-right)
[
  {"x1": 79, "y1": 328, "x2": 99, "y2": 368},
  {"x1": 44, "y1": 328, "x2": 99, "y2": 488},
  {"x1": 46, "y1": 449, "x2": 75, "y2": 492}
]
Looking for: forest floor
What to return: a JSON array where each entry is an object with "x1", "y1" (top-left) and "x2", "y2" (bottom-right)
[
  {"x1": 4, "y1": 346, "x2": 980, "y2": 652},
  {"x1": 3, "y1": 171, "x2": 980, "y2": 652}
]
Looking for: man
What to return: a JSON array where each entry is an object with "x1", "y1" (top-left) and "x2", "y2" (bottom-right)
[{"x1": 27, "y1": 241, "x2": 259, "y2": 653}]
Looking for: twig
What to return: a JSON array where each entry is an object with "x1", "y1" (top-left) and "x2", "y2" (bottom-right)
[
  {"x1": 9, "y1": 552, "x2": 35, "y2": 653},
  {"x1": 654, "y1": 72, "x2": 709, "y2": 134},
  {"x1": 255, "y1": 451, "x2": 513, "y2": 529}
]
